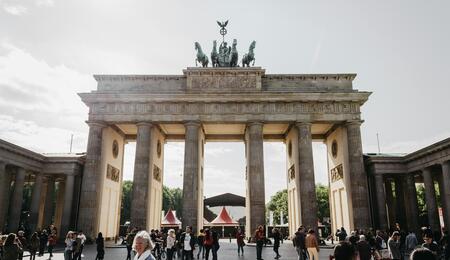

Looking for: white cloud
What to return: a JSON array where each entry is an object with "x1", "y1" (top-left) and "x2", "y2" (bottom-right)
[
  {"x1": 2, "y1": 4, "x2": 27, "y2": 15},
  {"x1": 35, "y1": 0, "x2": 53, "y2": 7}
]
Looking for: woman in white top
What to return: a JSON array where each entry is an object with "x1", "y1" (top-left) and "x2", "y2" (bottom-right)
[
  {"x1": 166, "y1": 229, "x2": 176, "y2": 260},
  {"x1": 133, "y1": 231, "x2": 156, "y2": 260},
  {"x1": 64, "y1": 231, "x2": 75, "y2": 260}
]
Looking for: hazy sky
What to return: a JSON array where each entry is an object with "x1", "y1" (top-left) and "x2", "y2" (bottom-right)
[{"x1": 1, "y1": 0, "x2": 449, "y2": 202}]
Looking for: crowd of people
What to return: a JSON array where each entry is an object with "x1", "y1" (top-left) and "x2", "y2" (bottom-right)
[
  {"x1": 0, "y1": 224, "x2": 58, "y2": 260},
  {"x1": 319, "y1": 224, "x2": 450, "y2": 260}
]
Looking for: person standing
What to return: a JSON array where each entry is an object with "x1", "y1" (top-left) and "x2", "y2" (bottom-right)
[
  {"x1": 405, "y1": 231, "x2": 418, "y2": 260},
  {"x1": 28, "y1": 232, "x2": 40, "y2": 260},
  {"x1": 166, "y1": 229, "x2": 176, "y2": 260},
  {"x1": 388, "y1": 231, "x2": 401, "y2": 260},
  {"x1": 305, "y1": 229, "x2": 319, "y2": 260},
  {"x1": 255, "y1": 225, "x2": 265, "y2": 260},
  {"x1": 95, "y1": 232, "x2": 105, "y2": 260},
  {"x1": 64, "y1": 231, "x2": 75, "y2": 260},
  {"x1": 38, "y1": 230, "x2": 48, "y2": 257},
  {"x1": 422, "y1": 233, "x2": 440, "y2": 259},
  {"x1": 356, "y1": 235, "x2": 371, "y2": 260},
  {"x1": 440, "y1": 229, "x2": 450, "y2": 260},
  {"x1": 132, "y1": 231, "x2": 155, "y2": 260},
  {"x1": 211, "y1": 229, "x2": 219, "y2": 260},
  {"x1": 197, "y1": 229, "x2": 205, "y2": 259},
  {"x1": 180, "y1": 226, "x2": 196, "y2": 260},
  {"x1": 293, "y1": 227, "x2": 306, "y2": 260},
  {"x1": 3, "y1": 233, "x2": 23, "y2": 260},
  {"x1": 236, "y1": 228, "x2": 245, "y2": 256},
  {"x1": 272, "y1": 228, "x2": 281, "y2": 259},
  {"x1": 126, "y1": 228, "x2": 137, "y2": 260},
  {"x1": 76, "y1": 231, "x2": 86, "y2": 260},
  {"x1": 16, "y1": 231, "x2": 26, "y2": 260},
  {"x1": 47, "y1": 230, "x2": 57, "y2": 259}
]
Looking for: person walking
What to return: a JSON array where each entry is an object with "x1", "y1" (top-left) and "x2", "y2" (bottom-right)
[
  {"x1": 388, "y1": 231, "x2": 401, "y2": 260},
  {"x1": 95, "y1": 232, "x2": 105, "y2": 260},
  {"x1": 255, "y1": 225, "x2": 265, "y2": 260},
  {"x1": 356, "y1": 235, "x2": 371, "y2": 260},
  {"x1": 293, "y1": 227, "x2": 306, "y2": 260},
  {"x1": 422, "y1": 233, "x2": 440, "y2": 259},
  {"x1": 440, "y1": 229, "x2": 450, "y2": 260},
  {"x1": 203, "y1": 229, "x2": 213, "y2": 260},
  {"x1": 2, "y1": 233, "x2": 23, "y2": 260},
  {"x1": 47, "y1": 230, "x2": 57, "y2": 259},
  {"x1": 305, "y1": 229, "x2": 319, "y2": 260},
  {"x1": 236, "y1": 227, "x2": 245, "y2": 256},
  {"x1": 28, "y1": 232, "x2": 40, "y2": 260},
  {"x1": 405, "y1": 230, "x2": 418, "y2": 260},
  {"x1": 272, "y1": 228, "x2": 281, "y2": 259},
  {"x1": 180, "y1": 226, "x2": 196, "y2": 260},
  {"x1": 126, "y1": 228, "x2": 137, "y2": 260},
  {"x1": 76, "y1": 231, "x2": 86, "y2": 260},
  {"x1": 16, "y1": 231, "x2": 26, "y2": 260},
  {"x1": 197, "y1": 229, "x2": 205, "y2": 259},
  {"x1": 166, "y1": 229, "x2": 176, "y2": 260}
]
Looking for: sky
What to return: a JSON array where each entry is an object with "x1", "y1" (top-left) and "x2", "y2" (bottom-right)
[{"x1": 0, "y1": 0, "x2": 449, "y2": 203}]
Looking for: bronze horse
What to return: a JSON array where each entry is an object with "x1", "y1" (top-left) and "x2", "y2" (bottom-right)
[
  {"x1": 242, "y1": 41, "x2": 256, "y2": 67},
  {"x1": 211, "y1": 40, "x2": 219, "y2": 67},
  {"x1": 195, "y1": 42, "x2": 209, "y2": 67}
]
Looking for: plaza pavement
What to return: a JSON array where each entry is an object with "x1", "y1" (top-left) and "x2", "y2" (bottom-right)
[{"x1": 25, "y1": 239, "x2": 335, "y2": 260}]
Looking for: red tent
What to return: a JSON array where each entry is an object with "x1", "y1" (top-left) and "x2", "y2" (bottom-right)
[
  {"x1": 209, "y1": 207, "x2": 239, "y2": 226},
  {"x1": 161, "y1": 209, "x2": 182, "y2": 227}
]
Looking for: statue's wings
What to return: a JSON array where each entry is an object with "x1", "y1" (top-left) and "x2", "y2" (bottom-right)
[
  {"x1": 217, "y1": 21, "x2": 222, "y2": 27},
  {"x1": 224, "y1": 20, "x2": 228, "y2": 27}
]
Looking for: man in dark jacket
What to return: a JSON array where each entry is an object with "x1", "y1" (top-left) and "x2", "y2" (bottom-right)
[
  {"x1": 180, "y1": 226, "x2": 196, "y2": 260},
  {"x1": 293, "y1": 226, "x2": 306, "y2": 260}
]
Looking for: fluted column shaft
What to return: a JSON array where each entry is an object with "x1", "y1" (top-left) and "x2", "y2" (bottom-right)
[
  {"x1": 245, "y1": 122, "x2": 265, "y2": 237},
  {"x1": 422, "y1": 168, "x2": 440, "y2": 232},
  {"x1": 374, "y1": 174, "x2": 388, "y2": 230},
  {"x1": 29, "y1": 173, "x2": 44, "y2": 232},
  {"x1": 0, "y1": 162, "x2": 11, "y2": 230},
  {"x1": 345, "y1": 121, "x2": 371, "y2": 230},
  {"x1": 78, "y1": 122, "x2": 105, "y2": 239},
  {"x1": 385, "y1": 179, "x2": 396, "y2": 227},
  {"x1": 404, "y1": 174, "x2": 419, "y2": 233},
  {"x1": 441, "y1": 161, "x2": 450, "y2": 229},
  {"x1": 60, "y1": 174, "x2": 75, "y2": 238},
  {"x1": 296, "y1": 122, "x2": 318, "y2": 231},
  {"x1": 43, "y1": 178, "x2": 55, "y2": 227},
  {"x1": 130, "y1": 122, "x2": 153, "y2": 229},
  {"x1": 394, "y1": 178, "x2": 406, "y2": 228},
  {"x1": 182, "y1": 121, "x2": 202, "y2": 232},
  {"x1": 8, "y1": 168, "x2": 26, "y2": 232}
]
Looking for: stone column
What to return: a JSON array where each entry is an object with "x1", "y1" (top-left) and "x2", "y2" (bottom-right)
[
  {"x1": 43, "y1": 177, "x2": 55, "y2": 227},
  {"x1": 374, "y1": 174, "x2": 388, "y2": 230},
  {"x1": 130, "y1": 122, "x2": 153, "y2": 229},
  {"x1": 441, "y1": 161, "x2": 450, "y2": 229},
  {"x1": 29, "y1": 173, "x2": 44, "y2": 232},
  {"x1": 0, "y1": 162, "x2": 11, "y2": 230},
  {"x1": 182, "y1": 121, "x2": 203, "y2": 232},
  {"x1": 422, "y1": 168, "x2": 440, "y2": 232},
  {"x1": 296, "y1": 122, "x2": 318, "y2": 231},
  {"x1": 8, "y1": 167, "x2": 26, "y2": 232},
  {"x1": 345, "y1": 121, "x2": 371, "y2": 230},
  {"x1": 60, "y1": 174, "x2": 75, "y2": 239},
  {"x1": 404, "y1": 174, "x2": 419, "y2": 233},
  {"x1": 78, "y1": 122, "x2": 105, "y2": 239},
  {"x1": 394, "y1": 178, "x2": 406, "y2": 228},
  {"x1": 385, "y1": 179, "x2": 396, "y2": 228},
  {"x1": 245, "y1": 122, "x2": 265, "y2": 237}
]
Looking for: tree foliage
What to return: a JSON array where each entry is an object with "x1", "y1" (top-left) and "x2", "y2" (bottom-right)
[
  {"x1": 120, "y1": 181, "x2": 183, "y2": 224},
  {"x1": 266, "y1": 184, "x2": 330, "y2": 225}
]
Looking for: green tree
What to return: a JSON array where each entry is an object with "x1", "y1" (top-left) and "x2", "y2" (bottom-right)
[
  {"x1": 266, "y1": 185, "x2": 330, "y2": 225},
  {"x1": 120, "y1": 180, "x2": 133, "y2": 224}
]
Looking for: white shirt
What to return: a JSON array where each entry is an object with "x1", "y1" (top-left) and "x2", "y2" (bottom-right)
[
  {"x1": 134, "y1": 250, "x2": 155, "y2": 260},
  {"x1": 167, "y1": 236, "x2": 176, "y2": 249},
  {"x1": 78, "y1": 234, "x2": 86, "y2": 245},
  {"x1": 184, "y1": 233, "x2": 192, "y2": 251}
]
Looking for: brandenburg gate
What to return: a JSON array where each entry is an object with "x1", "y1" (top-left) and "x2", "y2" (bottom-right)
[{"x1": 77, "y1": 66, "x2": 372, "y2": 239}]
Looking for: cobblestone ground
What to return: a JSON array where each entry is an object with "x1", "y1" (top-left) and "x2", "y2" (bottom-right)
[{"x1": 27, "y1": 240, "x2": 334, "y2": 260}]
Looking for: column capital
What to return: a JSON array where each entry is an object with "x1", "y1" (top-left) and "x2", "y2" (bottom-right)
[
  {"x1": 441, "y1": 160, "x2": 450, "y2": 167},
  {"x1": 183, "y1": 120, "x2": 201, "y2": 127},
  {"x1": 136, "y1": 121, "x2": 154, "y2": 127},
  {"x1": 86, "y1": 121, "x2": 107, "y2": 128},
  {"x1": 344, "y1": 120, "x2": 364, "y2": 126},
  {"x1": 295, "y1": 121, "x2": 312, "y2": 127},
  {"x1": 247, "y1": 121, "x2": 264, "y2": 127}
]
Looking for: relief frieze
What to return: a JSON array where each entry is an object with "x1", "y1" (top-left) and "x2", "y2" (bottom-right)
[{"x1": 91, "y1": 102, "x2": 360, "y2": 115}]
